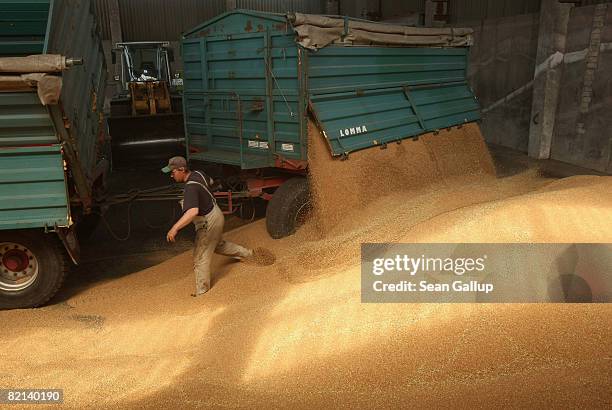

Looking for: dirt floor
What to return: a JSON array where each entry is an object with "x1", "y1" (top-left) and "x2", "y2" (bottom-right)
[{"x1": 1, "y1": 129, "x2": 611, "y2": 408}]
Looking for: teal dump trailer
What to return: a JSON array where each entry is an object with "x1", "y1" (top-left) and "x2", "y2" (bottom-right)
[
  {"x1": 0, "y1": 0, "x2": 108, "y2": 309},
  {"x1": 181, "y1": 10, "x2": 480, "y2": 238}
]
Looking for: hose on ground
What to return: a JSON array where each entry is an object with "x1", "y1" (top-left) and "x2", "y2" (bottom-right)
[
  {"x1": 94, "y1": 201, "x2": 134, "y2": 242},
  {"x1": 93, "y1": 185, "x2": 183, "y2": 241}
]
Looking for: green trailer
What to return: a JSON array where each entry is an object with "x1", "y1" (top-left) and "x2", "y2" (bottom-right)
[
  {"x1": 0, "y1": 0, "x2": 108, "y2": 309},
  {"x1": 181, "y1": 10, "x2": 480, "y2": 238}
]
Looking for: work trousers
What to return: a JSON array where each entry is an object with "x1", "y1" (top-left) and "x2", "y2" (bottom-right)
[{"x1": 193, "y1": 205, "x2": 251, "y2": 294}]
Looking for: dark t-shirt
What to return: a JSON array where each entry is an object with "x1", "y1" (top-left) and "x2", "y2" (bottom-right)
[{"x1": 183, "y1": 171, "x2": 215, "y2": 216}]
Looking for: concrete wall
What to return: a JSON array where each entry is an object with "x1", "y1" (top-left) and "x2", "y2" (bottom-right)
[
  {"x1": 466, "y1": 2, "x2": 612, "y2": 173},
  {"x1": 550, "y1": 4, "x2": 612, "y2": 172},
  {"x1": 450, "y1": 0, "x2": 540, "y2": 24},
  {"x1": 94, "y1": 0, "x2": 544, "y2": 35},
  {"x1": 94, "y1": 0, "x2": 226, "y2": 41},
  {"x1": 94, "y1": 0, "x2": 324, "y2": 41},
  {"x1": 381, "y1": 0, "x2": 424, "y2": 21},
  {"x1": 464, "y1": 13, "x2": 540, "y2": 151}
]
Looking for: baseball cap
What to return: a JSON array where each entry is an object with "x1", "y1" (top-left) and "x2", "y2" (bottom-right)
[{"x1": 161, "y1": 156, "x2": 187, "y2": 173}]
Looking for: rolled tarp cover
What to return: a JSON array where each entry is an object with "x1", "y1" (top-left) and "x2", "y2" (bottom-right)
[
  {"x1": 289, "y1": 13, "x2": 473, "y2": 50},
  {"x1": 0, "y1": 54, "x2": 69, "y2": 73},
  {"x1": 0, "y1": 74, "x2": 62, "y2": 105}
]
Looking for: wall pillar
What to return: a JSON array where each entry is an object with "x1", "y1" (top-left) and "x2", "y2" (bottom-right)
[
  {"x1": 341, "y1": 0, "x2": 379, "y2": 19},
  {"x1": 325, "y1": 1, "x2": 339, "y2": 15},
  {"x1": 108, "y1": 0, "x2": 122, "y2": 93},
  {"x1": 528, "y1": 0, "x2": 572, "y2": 159},
  {"x1": 425, "y1": 0, "x2": 435, "y2": 27}
]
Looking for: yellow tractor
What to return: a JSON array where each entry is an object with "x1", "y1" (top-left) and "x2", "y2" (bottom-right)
[{"x1": 109, "y1": 41, "x2": 184, "y2": 168}]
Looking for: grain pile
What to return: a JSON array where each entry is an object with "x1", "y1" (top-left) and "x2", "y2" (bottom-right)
[
  {"x1": 307, "y1": 120, "x2": 496, "y2": 235},
  {"x1": 245, "y1": 247, "x2": 276, "y2": 266},
  {"x1": 1, "y1": 123, "x2": 611, "y2": 408}
]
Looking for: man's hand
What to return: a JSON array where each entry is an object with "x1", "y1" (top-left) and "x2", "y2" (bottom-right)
[
  {"x1": 166, "y1": 208, "x2": 198, "y2": 243},
  {"x1": 167, "y1": 227, "x2": 179, "y2": 242}
]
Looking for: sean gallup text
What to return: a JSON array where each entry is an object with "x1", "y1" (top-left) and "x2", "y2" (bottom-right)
[{"x1": 373, "y1": 280, "x2": 494, "y2": 294}]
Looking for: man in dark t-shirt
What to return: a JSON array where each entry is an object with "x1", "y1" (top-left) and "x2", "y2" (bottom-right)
[
  {"x1": 182, "y1": 171, "x2": 215, "y2": 216},
  {"x1": 163, "y1": 156, "x2": 253, "y2": 296}
]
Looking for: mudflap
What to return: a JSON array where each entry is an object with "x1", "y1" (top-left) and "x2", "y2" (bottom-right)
[{"x1": 56, "y1": 225, "x2": 80, "y2": 265}]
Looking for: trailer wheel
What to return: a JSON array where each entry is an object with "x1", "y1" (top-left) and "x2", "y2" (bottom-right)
[
  {"x1": 266, "y1": 177, "x2": 311, "y2": 239},
  {"x1": 239, "y1": 198, "x2": 268, "y2": 220},
  {"x1": 0, "y1": 231, "x2": 68, "y2": 309}
]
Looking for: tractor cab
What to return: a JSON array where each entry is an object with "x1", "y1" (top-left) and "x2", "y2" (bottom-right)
[
  {"x1": 111, "y1": 41, "x2": 179, "y2": 116},
  {"x1": 114, "y1": 42, "x2": 174, "y2": 87}
]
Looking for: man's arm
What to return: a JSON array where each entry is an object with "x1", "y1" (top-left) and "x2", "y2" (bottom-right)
[{"x1": 167, "y1": 207, "x2": 199, "y2": 242}]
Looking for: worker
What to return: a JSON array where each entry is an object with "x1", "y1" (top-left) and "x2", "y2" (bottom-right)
[{"x1": 163, "y1": 156, "x2": 253, "y2": 296}]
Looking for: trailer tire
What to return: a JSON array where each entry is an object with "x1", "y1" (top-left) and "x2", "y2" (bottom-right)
[
  {"x1": 0, "y1": 231, "x2": 69, "y2": 310},
  {"x1": 239, "y1": 198, "x2": 268, "y2": 220},
  {"x1": 266, "y1": 177, "x2": 311, "y2": 239}
]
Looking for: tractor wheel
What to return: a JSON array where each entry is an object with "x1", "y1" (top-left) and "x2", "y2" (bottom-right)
[
  {"x1": 266, "y1": 177, "x2": 311, "y2": 239},
  {"x1": 0, "y1": 230, "x2": 68, "y2": 309}
]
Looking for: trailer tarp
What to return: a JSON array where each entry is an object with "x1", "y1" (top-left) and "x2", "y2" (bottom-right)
[
  {"x1": 289, "y1": 13, "x2": 473, "y2": 50},
  {"x1": 0, "y1": 55, "x2": 71, "y2": 105},
  {"x1": 0, "y1": 55, "x2": 68, "y2": 73},
  {"x1": 0, "y1": 74, "x2": 62, "y2": 105}
]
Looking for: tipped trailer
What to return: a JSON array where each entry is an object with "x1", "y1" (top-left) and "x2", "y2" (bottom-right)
[
  {"x1": 0, "y1": 0, "x2": 109, "y2": 309},
  {"x1": 181, "y1": 10, "x2": 480, "y2": 238}
]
